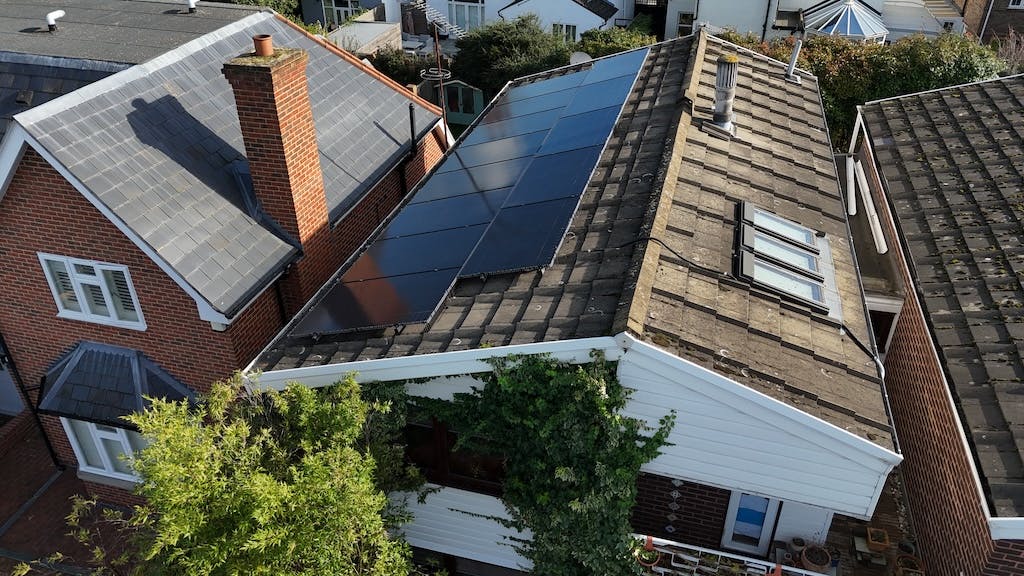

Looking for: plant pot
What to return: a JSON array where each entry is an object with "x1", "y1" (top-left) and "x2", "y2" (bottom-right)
[
  {"x1": 895, "y1": 554, "x2": 925, "y2": 576},
  {"x1": 867, "y1": 527, "x2": 890, "y2": 552},
  {"x1": 788, "y1": 537, "x2": 807, "y2": 556},
  {"x1": 635, "y1": 535, "x2": 661, "y2": 568},
  {"x1": 801, "y1": 545, "x2": 831, "y2": 574}
]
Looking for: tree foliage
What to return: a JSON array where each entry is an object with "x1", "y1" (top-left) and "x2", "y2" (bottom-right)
[
  {"x1": 369, "y1": 48, "x2": 438, "y2": 87},
  {"x1": 228, "y1": 0, "x2": 300, "y2": 18},
  {"x1": 428, "y1": 353, "x2": 675, "y2": 576},
  {"x1": 717, "y1": 31, "x2": 1006, "y2": 147},
  {"x1": 451, "y1": 15, "x2": 571, "y2": 96},
  {"x1": 576, "y1": 27, "x2": 657, "y2": 59},
  {"x1": 122, "y1": 376, "x2": 414, "y2": 576}
]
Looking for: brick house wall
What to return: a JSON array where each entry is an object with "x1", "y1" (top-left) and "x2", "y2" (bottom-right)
[
  {"x1": 985, "y1": 540, "x2": 1024, "y2": 575},
  {"x1": 950, "y1": 0, "x2": 990, "y2": 36},
  {"x1": 855, "y1": 143, "x2": 1020, "y2": 576},
  {"x1": 981, "y1": 1, "x2": 1024, "y2": 41},
  {"x1": 632, "y1": 473, "x2": 730, "y2": 549}
]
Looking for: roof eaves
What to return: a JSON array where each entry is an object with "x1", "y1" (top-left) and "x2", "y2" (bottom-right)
[{"x1": 863, "y1": 71, "x2": 1024, "y2": 105}]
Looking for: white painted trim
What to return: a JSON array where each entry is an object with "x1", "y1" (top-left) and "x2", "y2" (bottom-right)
[
  {"x1": 0, "y1": 122, "x2": 28, "y2": 197},
  {"x1": 248, "y1": 336, "x2": 622, "y2": 390},
  {"x1": 618, "y1": 333, "x2": 902, "y2": 466},
  {"x1": 8, "y1": 131, "x2": 232, "y2": 324},
  {"x1": 989, "y1": 517, "x2": 1024, "y2": 540},
  {"x1": 721, "y1": 492, "x2": 780, "y2": 556}
]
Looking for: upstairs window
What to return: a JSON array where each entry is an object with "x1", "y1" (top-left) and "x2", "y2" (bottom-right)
[
  {"x1": 736, "y1": 203, "x2": 829, "y2": 311},
  {"x1": 406, "y1": 415, "x2": 504, "y2": 496},
  {"x1": 1010, "y1": 0, "x2": 1023, "y2": 8},
  {"x1": 39, "y1": 254, "x2": 146, "y2": 330},
  {"x1": 552, "y1": 23, "x2": 578, "y2": 43},
  {"x1": 448, "y1": 0, "x2": 485, "y2": 32}
]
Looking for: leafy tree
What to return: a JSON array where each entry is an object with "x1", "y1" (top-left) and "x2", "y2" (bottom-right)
[
  {"x1": 228, "y1": 0, "x2": 300, "y2": 18},
  {"x1": 428, "y1": 353, "x2": 675, "y2": 576},
  {"x1": 993, "y1": 28, "x2": 1024, "y2": 76},
  {"x1": 369, "y1": 48, "x2": 438, "y2": 87},
  {"x1": 576, "y1": 27, "x2": 657, "y2": 58},
  {"x1": 451, "y1": 15, "x2": 571, "y2": 96},
  {"x1": 717, "y1": 31, "x2": 1006, "y2": 147}
]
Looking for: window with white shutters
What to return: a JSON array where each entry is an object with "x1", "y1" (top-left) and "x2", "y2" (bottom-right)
[{"x1": 38, "y1": 254, "x2": 146, "y2": 330}]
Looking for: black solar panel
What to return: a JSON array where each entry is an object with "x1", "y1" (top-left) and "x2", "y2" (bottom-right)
[{"x1": 291, "y1": 47, "x2": 650, "y2": 336}]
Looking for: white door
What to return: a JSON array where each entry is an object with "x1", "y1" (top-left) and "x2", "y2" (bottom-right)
[{"x1": 721, "y1": 491, "x2": 780, "y2": 556}]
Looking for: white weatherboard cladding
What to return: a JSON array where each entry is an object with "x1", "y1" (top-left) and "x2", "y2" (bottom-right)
[
  {"x1": 619, "y1": 343, "x2": 898, "y2": 519},
  {"x1": 394, "y1": 486, "x2": 531, "y2": 570}
]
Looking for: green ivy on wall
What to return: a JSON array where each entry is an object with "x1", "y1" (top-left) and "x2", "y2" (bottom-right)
[{"x1": 426, "y1": 352, "x2": 675, "y2": 576}]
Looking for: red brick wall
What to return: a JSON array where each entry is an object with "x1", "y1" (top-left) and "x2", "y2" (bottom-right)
[
  {"x1": 632, "y1": 473, "x2": 730, "y2": 549},
  {"x1": 856, "y1": 144, "x2": 995, "y2": 576},
  {"x1": 981, "y1": 1, "x2": 1024, "y2": 41},
  {"x1": 985, "y1": 540, "x2": 1024, "y2": 575},
  {"x1": 951, "y1": 0, "x2": 989, "y2": 36}
]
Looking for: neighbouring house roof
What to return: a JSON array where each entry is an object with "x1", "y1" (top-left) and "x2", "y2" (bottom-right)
[
  {"x1": 256, "y1": 32, "x2": 893, "y2": 451},
  {"x1": 861, "y1": 76, "x2": 1024, "y2": 517},
  {"x1": 0, "y1": 52, "x2": 125, "y2": 139},
  {"x1": 805, "y1": 0, "x2": 889, "y2": 41},
  {"x1": 0, "y1": 0, "x2": 261, "y2": 65},
  {"x1": 3, "y1": 12, "x2": 441, "y2": 318},
  {"x1": 38, "y1": 341, "x2": 195, "y2": 428},
  {"x1": 500, "y1": 0, "x2": 619, "y2": 21}
]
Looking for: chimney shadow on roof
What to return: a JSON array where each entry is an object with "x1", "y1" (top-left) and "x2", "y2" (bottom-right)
[{"x1": 126, "y1": 96, "x2": 252, "y2": 216}]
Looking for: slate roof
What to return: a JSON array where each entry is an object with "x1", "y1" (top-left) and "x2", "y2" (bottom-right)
[
  {"x1": 861, "y1": 76, "x2": 1024, "y2": 516},
  {"x1": 0, "y1": 52, "x2": 124, "y2": 139},
  {"x1": 256, "y1": 32, "x2": 893, "y2": 450},
  {"x1": 39, "y1": 341, "x2": 195, "y2": 428},
  {"x1": 0, "y1": 0, "x2": 260, "y2": 65},
  {"x1": 12, "y1": 12, "x2": 440, "y2": 317}
]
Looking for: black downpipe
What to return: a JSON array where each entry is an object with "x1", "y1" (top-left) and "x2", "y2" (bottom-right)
[
  {"x1": 0, "y1": 333, "x2": 62, "y2": 469},
  {"x1": 761, "y1": 0, "x2": 774, "y2": 42},
  {"x1": 273, "y1": 276, "x2": 289, "y2": 325}
]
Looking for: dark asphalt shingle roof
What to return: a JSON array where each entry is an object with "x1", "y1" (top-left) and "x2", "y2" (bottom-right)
[
  {"x1": 39, "y1": 341, "x2": 195, "y2": 427},
  {"x1": 14, "y1": 12, "x2": 440, "y2": 317},
  {"x1": 256, "y1": 33, "x2": 892, "y2": 449},
  {"x1": 0, "y1": 52, "x2": 124, "y2": 139},
  {"x1": 0, "y1": 0, "x2": 261, "y2": 65},
  {"x1": 862, "y1": 76, "x2": 1024, "y2": 516}
]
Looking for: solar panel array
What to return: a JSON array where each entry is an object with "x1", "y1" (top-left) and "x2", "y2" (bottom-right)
[{"x1": 293, "y1": 48, "x2": 650, "y2": 337}]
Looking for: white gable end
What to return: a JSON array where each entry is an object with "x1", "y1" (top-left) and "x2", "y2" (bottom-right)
[{"x1": 618, "y1": 336, "x2": 901, "y2": 519}]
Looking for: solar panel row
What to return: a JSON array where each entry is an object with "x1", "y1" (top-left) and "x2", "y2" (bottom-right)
[{"x1": 292, "y1": 47, "x2": 650, "y2": 337}]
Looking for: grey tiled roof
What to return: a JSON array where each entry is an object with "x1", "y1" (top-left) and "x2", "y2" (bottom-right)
[
  {"x1": 15, "y1": 12, "x2": 440, "y2": 316},
  {"x1": 256, "y1": 33, "x2": 892, "y2": 449},
  {"x1": 862, "y1": 76, "x2": 1024, "y2": 516},
  {"x1": 39, "y1": 341, "x2": 195, "y2": 428},
  {"x1": 0, "y1": 52, "x2": 124, "y2": 139},
  {"x1": 625, "y1": 36, "x2": 891, "y2": 449},
  {"x1": 0, "y1": 0, "x2": 261, "y2": 65}
]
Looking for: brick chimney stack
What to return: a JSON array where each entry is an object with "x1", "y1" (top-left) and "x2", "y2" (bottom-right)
[{"x1": 223, "y1": 35, "x2": 331, "y2": 312}]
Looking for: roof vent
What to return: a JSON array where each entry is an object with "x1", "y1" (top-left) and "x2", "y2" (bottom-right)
[
  {"x1": 15, "y1": 90, "x2": 33, "y2": 106},
  {"x1": 46, "y1": 10, "x2": 65, "y2": 32},
  {"x1": 187, "y1": 0, "x2": 198, "y2": 14},
  {"x1": 711, "y1": 53, "x2": 738, "y2": 135},
  {"x1": 785, "y1": 39, "x2": 803, "y2": 84}
]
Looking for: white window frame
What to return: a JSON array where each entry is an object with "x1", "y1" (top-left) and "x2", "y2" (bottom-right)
[
  {"x1": 38, "y1": 253, "x2": 146, "y2": 331},
  {"x1": 322, "y1": 0, "x2": 361, "y2": 27},
  {"x1": 552, "y1": 23, "x2": 578, "y2": 43},
  {"x1": 448, "y1": 0, "x2": 485, "y2": 32},
  {"x1": 60, "y1": 417, "x2": 144, "y2": 483},
  {"x1": 721, "y1": 491, "x2": 781, "y2": 557},
  {"x1": 1010, "y1": 0, "x2": 1023, "y2": 9}
]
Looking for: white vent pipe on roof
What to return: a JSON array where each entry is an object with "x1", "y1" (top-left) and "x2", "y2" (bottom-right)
[
  {"x1": 46, "y1": 10, "x2": 65, "y2": 32},
  {"x1": 785, "y1": 39, "x2": 803, "y2": 84},
  {"x1": 712, "y1": 54, "x2": 738, "y2": 132},
  {"x1": 187, "y1": 0, "x2": 198, "y2": 13}
]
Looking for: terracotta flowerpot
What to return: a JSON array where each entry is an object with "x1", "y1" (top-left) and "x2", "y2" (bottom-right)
[
  {"x1": 867, "y1": 527, "x2": 890, "y2": 552},
  {"x1": 895, "y1": 554, "x2": 925, "y2": 576},
  {"x1": 635, "y1": 535, "x2": 661, "y2": 568},
  {"x1": 801, "y1": 545, "x2": 831, "y2": 574}
]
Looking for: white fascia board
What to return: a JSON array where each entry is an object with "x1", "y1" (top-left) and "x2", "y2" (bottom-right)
[
  {"x1": 250, "y1": 336, "x2": 622, "y2": 390},
  {"x1": 13, "y1": 129, "x2": 232, "y2": 324},
  {"x1": 0, "y1": 123, "x2": 29, "y2": 198},
  {"x1": 989, "y1": 517, "x2": 1024, "y2": 540},
  {"x1": 617, "y1": 332, "x2": 902, "y2": 467}
]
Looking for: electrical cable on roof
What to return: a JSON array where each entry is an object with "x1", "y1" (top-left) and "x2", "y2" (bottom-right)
[{"x1": 616, "y1": 235, "x2": 730, "y2": 279}]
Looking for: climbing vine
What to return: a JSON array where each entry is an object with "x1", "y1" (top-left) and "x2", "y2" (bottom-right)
[{"x1": 428, "y1": 352, "x2": 675, "y2": 576}]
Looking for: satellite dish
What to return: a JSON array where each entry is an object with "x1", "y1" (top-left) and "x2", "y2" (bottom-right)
[{"x1": 570, "y1": 51, "x2": 592, "y2": 64}]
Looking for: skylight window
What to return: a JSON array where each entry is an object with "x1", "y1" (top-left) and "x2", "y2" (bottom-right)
[{"x1": 737, "y1": 203, "x2": 830, "y2": 311}]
